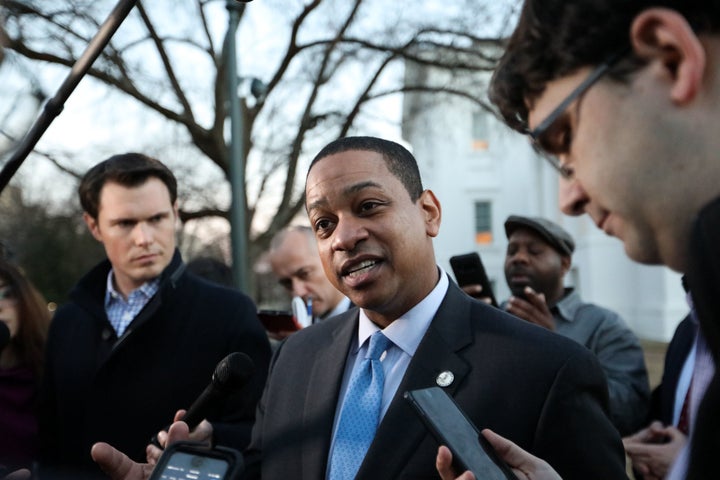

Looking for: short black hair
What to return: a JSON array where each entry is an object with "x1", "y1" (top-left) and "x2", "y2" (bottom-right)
[
  {"x1": 79, "y1": 153, "x2": 177, "y2": 219},
  {"x1": 307, "y1": 136, "x2": 424, "y2": 201}
]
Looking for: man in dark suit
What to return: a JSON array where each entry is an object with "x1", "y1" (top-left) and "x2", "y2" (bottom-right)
[{"x1": 92, "y1": 137, "x2": 625, "y2": 479}]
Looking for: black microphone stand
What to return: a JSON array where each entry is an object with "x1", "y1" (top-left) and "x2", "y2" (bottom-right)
[{"x1": 0, "y1": 0, "x2": 139, "y2": 194}]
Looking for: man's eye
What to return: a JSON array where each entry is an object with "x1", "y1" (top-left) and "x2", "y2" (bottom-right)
[
  {"x1": 540, "y1": 119, "x2": 572, "y2": 155},
  {"x1": 360, "y1": 201, "x2": 380, "y2": 212},
  {"x1": 314, "y1": 219, "x2": 331, "y2": 232}
]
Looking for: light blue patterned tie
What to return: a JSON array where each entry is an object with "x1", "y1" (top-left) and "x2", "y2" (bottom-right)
[{"x1": 329, "y1": 331, "x2": 392, "y2": 480}]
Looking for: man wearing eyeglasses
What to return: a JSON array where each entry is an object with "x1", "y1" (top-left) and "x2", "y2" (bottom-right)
[{"x1": 437, "y1": 1, "x2": 720, "y2": 479}]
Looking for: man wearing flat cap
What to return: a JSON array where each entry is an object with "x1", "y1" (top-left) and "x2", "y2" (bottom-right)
[{"x1": 502, "y1": 215, "x2": 650, "y2": 436}]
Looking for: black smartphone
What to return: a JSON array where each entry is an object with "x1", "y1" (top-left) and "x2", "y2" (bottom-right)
[
  {"x1": 449, "y1": 252, "x2": 498, "y2": 307},
  {"x1": 404, "y1": 387, "x2": 517, "y2": 480},
  {"x1": 257, "y1": 310, "x2": 300, "y2": 334},
  {"x1": 149, "y1": 441, "x2": 243, "y2": 480}
]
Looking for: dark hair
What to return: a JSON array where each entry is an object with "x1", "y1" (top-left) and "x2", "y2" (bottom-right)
[
  {"x1": 489, "y1": 1, "x2": 720, "y2": 132},
  {"x1": 79, "y1": 153, "x2": 178, "y2": 219},
  {"x1": 0, "y1": 260, "x2": 51, "y2": 378},
  {"x1": 308, "y1": 136, "x2": 424, "y2": 201}
]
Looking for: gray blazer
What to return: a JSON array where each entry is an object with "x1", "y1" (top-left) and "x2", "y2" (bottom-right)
[{"x1": 244, "y1": 280, "x2": 626, "y2": 479}]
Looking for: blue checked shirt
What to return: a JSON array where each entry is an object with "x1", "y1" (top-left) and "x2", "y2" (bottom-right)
[{"x1": 104, "y1": 270, "x2": 160, "y2": 337}]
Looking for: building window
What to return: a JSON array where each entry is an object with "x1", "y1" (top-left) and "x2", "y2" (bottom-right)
[
  {"x1": 471, "y1": 111, "x2": 489, "y2": 151},
  {"x1": 474, "y1": 201, "x2": 492, "y2": 244}
]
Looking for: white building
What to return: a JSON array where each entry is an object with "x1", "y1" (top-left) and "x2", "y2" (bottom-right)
[{"x1": 401, "y1": 49, "x2": 685, "y2": 341}]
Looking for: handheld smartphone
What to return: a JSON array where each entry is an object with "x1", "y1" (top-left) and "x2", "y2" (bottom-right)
[
  {"x1": 404, "y1": 387, "x2": 517, "y2": 480},
  {"x1": 449, "y1": 252, "x2": 498, "y2": 307},
  {"x1": 148, "y1": 441, "x2": 243, "y2": 480},
  {"x1": 257, "y1": 310, "x2": 301, "y2": 334}
]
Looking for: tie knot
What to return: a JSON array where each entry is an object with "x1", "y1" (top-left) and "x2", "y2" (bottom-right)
[{"x1": 366, "y1": 331, "x2": 391, "y2": 360}]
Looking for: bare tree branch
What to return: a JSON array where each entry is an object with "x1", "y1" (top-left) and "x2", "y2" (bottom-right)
[{"x1": 1, "y1": 0, "x2": 511, "y2": 293}]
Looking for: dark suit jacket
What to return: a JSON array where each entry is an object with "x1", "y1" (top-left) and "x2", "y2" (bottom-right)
[
  {"x1": 649, "y1": 314, "x2": 695, "y2": 426},
  {"x1": 686, "y1": 195, "x2": 720, "y2": 479},
  {"x1": 244, "y1": 280, "x2": 626, "y2": 479}
]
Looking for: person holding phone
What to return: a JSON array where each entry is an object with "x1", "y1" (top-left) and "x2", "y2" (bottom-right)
[
  {"x1": 461, "y1": 215, "x2": 650, "y2": 435},
  {"x1": 504, "y1": 215, "x2": 650, "y2": 436}
]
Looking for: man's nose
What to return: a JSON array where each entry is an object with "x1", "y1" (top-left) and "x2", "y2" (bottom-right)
[
  {"x1": 331, "y1": 215, "x2": 368, "y2": 252},
  {"x1": 508, "y1": 250, "x2": 529, "y2": 264},
  {"x1": 559, "y1": 176, "x2": 589, "y2": 216},
  {"x1": 133, "y1": 222, "x2": 154, "y2": 246},
  {"x1": 291, "y1": 279, "x2": 310, "y2": 298}
]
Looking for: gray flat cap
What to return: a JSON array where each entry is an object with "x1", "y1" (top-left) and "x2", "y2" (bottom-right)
[{"x1": 504, "y1": 215, "x2": 575, "y2": 256}]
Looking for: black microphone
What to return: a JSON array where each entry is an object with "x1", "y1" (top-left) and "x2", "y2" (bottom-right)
[
  {"x1": 183, "y1": 352, "x2": 255, "y2": 428},
  {"x1": 151, "y1": 352, "x2": 255, "y2": 447},
  {"x1": 0, "y1": 322, "x2": 10, "y2": 354}
]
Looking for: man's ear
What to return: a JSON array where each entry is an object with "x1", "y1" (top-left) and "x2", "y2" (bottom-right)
[
  {"x1": 630, "y1": 8, "x2": 705, "y2": 105},
  {"x1": 83, "y1": 212, "x2": 103, "y2": 242},
  {"x1": 418, "y1": 189, "x2": 442, "y2": 238}
]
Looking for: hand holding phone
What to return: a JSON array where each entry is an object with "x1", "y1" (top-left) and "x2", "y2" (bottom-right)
[
  {"x1": 404, "y1": 387, "x2": 517, "y2": 480},
  {"x1": 449, "y1": 252, "x2": 498, "y2": 307},
  {"x1": 148, "y1": 441, "x2": 243, "y2": 480}
]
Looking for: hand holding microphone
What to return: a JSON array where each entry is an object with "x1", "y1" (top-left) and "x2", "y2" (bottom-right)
[{"x1": 148, "y1": 352, "x2": 255, "y2": 457}]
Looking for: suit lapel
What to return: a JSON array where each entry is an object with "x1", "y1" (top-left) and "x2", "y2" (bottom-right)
[
  {"x1": 358, "y1": 284, "x2": 474, "y2": 478},
  {"x1": 302, "y1": 310, "x2": 359, "y2": 479}
]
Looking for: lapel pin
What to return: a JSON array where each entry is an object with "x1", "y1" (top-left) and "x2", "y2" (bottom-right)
[{"x1": 436, "y1": 370, "x2": 454, "y2": 387}]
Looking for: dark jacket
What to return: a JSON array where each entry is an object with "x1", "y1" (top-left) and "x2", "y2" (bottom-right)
[
  {"x1": 686, "y1": 196, "x2": 720, "y2": 479},
  {"x1": 244, "y1": 280, "x2": 626, "y2": 480},
  {"x1": 38, "y1": 250, "x2": 271, "y2": 478}
]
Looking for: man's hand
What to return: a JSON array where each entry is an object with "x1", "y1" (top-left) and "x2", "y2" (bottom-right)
[
  {"x1": 505, "y1": 286, "x2": 555, "y2": 330},
  {"x1": 623, "y1": 421, "x2": 686, "y2": 479},
  {"x1": 436, "y1": 429, "x2": 562, "y2": 480},
  {"x1": 147, "y1": 410, "x2": 213, "y2": 465},
  {"x1": 460, "y1": 284, "x2": 493, "y2": 305},
  {"x1": 92, "y1": 419, "x2": 191, "y2": 480}
]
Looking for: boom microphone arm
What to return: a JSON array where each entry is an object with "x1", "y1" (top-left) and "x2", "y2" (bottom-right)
[{"x1": 0, "y1": 0, "x2": 139, "y2": 194}]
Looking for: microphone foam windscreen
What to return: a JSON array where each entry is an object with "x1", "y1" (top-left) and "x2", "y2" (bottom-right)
[{"x1": 213, "y1": 352, "x2": 255, "y2": 392}]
